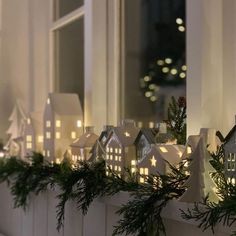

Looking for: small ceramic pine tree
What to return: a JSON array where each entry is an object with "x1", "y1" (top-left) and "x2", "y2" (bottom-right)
[{"x1": 179, "y1": 137, "x2": 219, "y2": 203}]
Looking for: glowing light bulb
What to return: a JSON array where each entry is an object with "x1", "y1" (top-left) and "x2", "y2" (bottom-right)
[
  {"x1": 182, "y1": 65, "x2": 187, "y2": 71},
  {"x1": 149, "y1": 84, "x2": 156, "y2": 90},
  {"x1": 165, "y1": 58, "x2": 172, "y2": 64},
  {"x1": 176, "y1": 18, "x2": 183, "y2": 25},
  {"x1": 145, "y1": 91, "x2": 152, "y2": 97},
  {"x1": 144, "y1": 76, "x2": 151, "y2": 82},
  {"x1": 180, "y1": 72, "x2": 186, "y2": 79},
  {"x1": 162, "y1": 67, "x2": 169, "y2": 73},
  {"x1": 178, "y1": 26, "x2": 185, "y2": 32},
  {"x1": 150, "y1": 96, "x2": 157, "y2": 102},
  {"x1": 157, "y1": 60, "x2": 164, "y2": 66},
  {"x1": 170, "y1": 69, "x2": 178, "y2": 75}
]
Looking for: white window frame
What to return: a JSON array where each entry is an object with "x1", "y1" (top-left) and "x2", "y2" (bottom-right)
[
  {"x1": 49, "y1": 0, "x2": 122, "y2": 132},
  {"x1": 49, "y1": 1, "x2": 85, "y2": 92}
]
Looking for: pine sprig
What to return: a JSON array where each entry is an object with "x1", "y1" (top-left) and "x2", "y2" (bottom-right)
[
  {"x1": 180, "y1": 144, "x2": 236, "y2": 234},
  {"x1": 166, "y1": 96, "x2": 186, "y2": 144},
  {"x1": 113, "y1": 163, "x2": 188, "y2": 236}
]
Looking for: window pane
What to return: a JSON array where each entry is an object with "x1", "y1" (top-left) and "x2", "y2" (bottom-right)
[
  {"x1": 122, "y1": 0, "x2": 186, "y2": 124},
  {"x1": 54, "y1": 0, "x2": 84, "y2": 20},
  {"x1": 54, "y1": 18, "x2": 84, "y2": 110}
]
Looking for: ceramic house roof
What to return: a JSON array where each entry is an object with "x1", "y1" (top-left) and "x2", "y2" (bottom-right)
[
  {"x1": 71, "y1": 132, "x2": 99, "y2": 148},
  {"x1": 224, "y1": 125, "x2": 236, "y2": 142},
  {"x1": 48, "y1": 93, "x2": 83, "y2": 116},
  {"x1": 154, "y1": 144, "x2": 185, "y2": 165},
  {"x1": 134, "y1": 128, "x2": 158, "y2": 145},
  {"x1": 105, "y1": 125, "x2": 140, "y2": 147}
]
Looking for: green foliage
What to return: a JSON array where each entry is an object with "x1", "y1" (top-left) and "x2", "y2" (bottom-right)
[
  {"x1": 180, "y1": 145, "x2": 236, "y2": 235},
  {"x1": 113, "y1": 163, "x2": 188, "y2": 236},
  {"x1": 0, "y1": 153, "x2": 188, "y2": 235},
  {"x1": 166, "y1": 96, "x2": 186, "y2": 144}
]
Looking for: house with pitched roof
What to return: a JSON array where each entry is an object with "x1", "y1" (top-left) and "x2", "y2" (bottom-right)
[
  {"x1": 70, "y1": 126, "x2": 98, "y2": 162},
  {"x1": 135, "y1": 144, "x2": 184, "y2": 183},
  {"x1": 104, "y1": 120, "x2": 140, "y2": 176},
  {"x1": 43, "y1": 93, "x2": 83, "y2": 162},
  {"x1": 224, "y1": 124, "x2": 236, "y2": 184}
]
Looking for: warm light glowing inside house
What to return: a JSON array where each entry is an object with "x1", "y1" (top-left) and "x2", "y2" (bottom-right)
[
  {"x1": 46, "y1": 132, "x2": 51, "y2": 139},
  {"x1": 131, "y1": 160, "x2": 136, "y2": 165},
  {"x1": 38, "y1": 136, "x2": 44, "y2": 143},
  {"x1": 150, "y1": 156, "x2": 157, "y2": 167},
  {"x1": 140, "y1": 177, "x2": 145, "y2": 183},
  {"x1": 77, "y1": 120, "x2": 82, "y2": 127},
  {"x1": 56, "y1": 158, "x2": 60, "y2": 164},
  {"x1": 124, "y1": 132, "x2": 131, "y2": 137},
  {"x1": 56, "y1": 132, "x2": 61, "y2": 139},
  {"x1": 27, "y1": 118, "x2": 31, "y2": 124},
  {"x1": 56, "y1": 120, "x2": 61, "y2": 127},
  {"x1": 232, "y1": 178, "x2": 235, "y2": 185},
  {"x1": 26, "y1": 143, "x2": 32, "y2": 149},
  {"x1": 131, "y1": 167, "x2": 136, "y2": 173},
  {"x1": 47, "y1": 98, "x2": 50, "y2": 104},
  {"x1": 159, "y1": 147, "x2": 168, "y2": 153},
  {"x1": 187, "y1": 147, "x2": 192, "y2": 154},
  {"x1": 26, "y1": 135, "x2": 32, "y2": 142},
  {"x1": 46, "y1": 120, "x2": 51, "y2": 127},
  {"x1": 47, "y1": 150, "x2": 50, "y2": 157},
  {"x1": 140, "y1": 168, "x2": 149, "y2": 175},
  {"x1": 71, "y1": 131, "x2": 76, "y2": 139}
]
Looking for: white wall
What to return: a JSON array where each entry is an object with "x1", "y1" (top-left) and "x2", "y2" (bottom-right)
[
  {"x1": 0, "y1": 0, "x2": 50, "y2": 141},
  {"x1": 0, "y1": 184, "x2": 232, "y2": 236},
  {"x1": 187, "y1": 0, "x2": 236, "y2": 136}
]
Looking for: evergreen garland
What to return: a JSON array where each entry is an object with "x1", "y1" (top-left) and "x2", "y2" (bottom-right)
[
  {"x1": 180, "y1": 145, "x2": 236, "y2": 235},
  {"x1": 0, "y1": 153, "x2": 187, "y2": 236}
]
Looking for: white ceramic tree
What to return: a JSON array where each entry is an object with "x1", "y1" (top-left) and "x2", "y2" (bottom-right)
[
  {"x1": 179, "y1": 137, "x2": 219, "y2": 203},
  {"x1": 5, "y1": 101, "x2": 26, "y2": 156}
]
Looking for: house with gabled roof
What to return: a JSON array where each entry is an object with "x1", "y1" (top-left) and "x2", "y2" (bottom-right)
[
  {"x1": 134, "y1": 128, "x2": 158, "y2": 161},
  {"x1": 89, "y1": 125, "x2": 114, "y2": 162},
  {"x1": 224, "y1": 124, "x2": 236, "y2": 184},
  {"x1": 135, "y1": 144, "x2": 184, "y2": 183},
  {"x1": 70, "y1": 126, "x2": 98, "y2": 162},
  {"x1": 43, "y1": 93, "x2": 83, "y2": 162},
  {"x1": 104, "y1": 120, "x2": 140, "y2": 176}
]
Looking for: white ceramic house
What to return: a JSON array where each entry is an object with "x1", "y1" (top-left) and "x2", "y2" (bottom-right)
[
  {"x1": 89, "y1": 125, "x2": 114, "y2": 162},
  {"x1": 43, "y1": 93, "x2": 83, "y2": 162},
  {"x1": 134, "y1": 128, "x2": 158, "y2": 161},
  {"x1": 104, "y1": 120, "x2": 140, "y2": 176},
  {"x1": 135, "y1": 144, "x2": 184, "y2": 183},
  {"x1": 224, "y1": 124, "x2": 236, "y2": 184},
  {"x1": 70, "y1": 126, "x2": 98, "y2": 162}
]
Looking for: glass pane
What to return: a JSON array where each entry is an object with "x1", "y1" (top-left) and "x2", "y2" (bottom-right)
[
  {"x1": 54, "y1": 18, "x2": 84, "y2": 110},
  {"x1": 54, "y1": 0, "x2": 84, "y2": 20},
  {"x1": 122, "y1": 0, "x2": 186, "y2": 125}
]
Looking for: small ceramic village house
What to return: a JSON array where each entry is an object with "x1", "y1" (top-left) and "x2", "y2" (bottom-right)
[
  {"x1": 43, "y1": 93, "x2": 83, "y2": 162},
  {"x1": 89, "y1": 125, "x2": 114, "y2": 162},
  {"x1": 224, "y1": 124, "x2": 236, "y2": 184},
  {"x1": 70, "y1": 126, "x2": 98, "y2": 162},
  {"x1": 136, "y1": 144, "x2": 184, "y2": 183},
  {"x1": 22, "y1": 112, "x2": 44, "y2": 158},
  {"x1": 104, "y1": 120, "x2": 139, "y2": 176}
]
